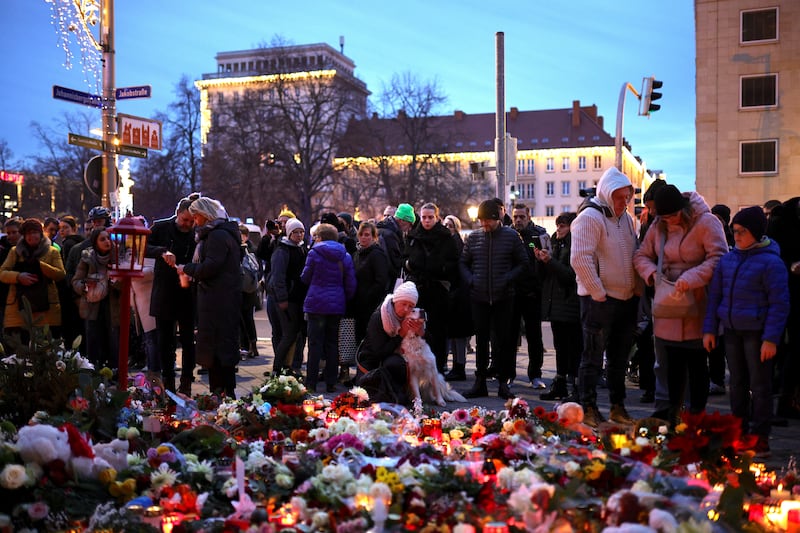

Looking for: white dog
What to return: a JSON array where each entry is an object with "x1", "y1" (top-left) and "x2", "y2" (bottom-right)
[{"x1": 400, "y1": 333, "x2": 467, "y2": 406}]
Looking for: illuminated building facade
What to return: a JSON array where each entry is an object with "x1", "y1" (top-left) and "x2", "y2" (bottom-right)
[{"x1": 695, "y1": 0, "x2": 800, "y2": 209}]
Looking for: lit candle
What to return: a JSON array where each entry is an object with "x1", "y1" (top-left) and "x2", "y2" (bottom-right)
[
  {"x1": 771, "y1": 483, "x2": 791, "y2": 499},
  {"x1": 748, "y1": 503, "x2": 764, "y2": 522},
  {"x1": 303, "y1": 399, "x2": 316, "y2": 415},
  {"x1": 609, "y1": 433, "x2": 628, "y2": 450},
  {"x1": 161, "y1": 512, "x2": 184, "y2": 533},
  {"x1": 483, "y1": 522, "x2": 510, "y2": 533},
  {"x1": 787, "y1": 508, "x2": 800, "y2": 533}
]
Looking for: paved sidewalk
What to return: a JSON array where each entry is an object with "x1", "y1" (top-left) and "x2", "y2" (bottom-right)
[{"x1": 180, "y1": 312, "x2": 798, "y2": 471}]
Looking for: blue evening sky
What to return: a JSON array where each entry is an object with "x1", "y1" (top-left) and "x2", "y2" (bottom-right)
[{"x1": 0, "y1": 0, "x2": 696, "y2": 191}]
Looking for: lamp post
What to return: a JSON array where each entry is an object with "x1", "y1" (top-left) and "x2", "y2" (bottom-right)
[{"x1": 108, "y1": 215, "x2": 150, "y2": 387}]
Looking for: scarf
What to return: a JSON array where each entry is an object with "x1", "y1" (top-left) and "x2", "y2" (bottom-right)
[
  {"x1": 192, "y1": 218, "x2": 226, "y2": 263},
  {"x1": 379, "y1": 293, "x2": 403, "y2": 337},
  {"x1": 15, "y1": 236, "x2": 52, "y2": 262}
]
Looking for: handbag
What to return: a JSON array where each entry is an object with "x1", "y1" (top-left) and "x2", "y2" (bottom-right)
[
  {"x1": 651, "y1": 231, "x2": 698, "y2": 319},
  {"x1": 84, "y1": 273, "x2": 109, "y2": 303},
  {"x1": 338, "y1": 317, "x2": 358, "y2": 365}
]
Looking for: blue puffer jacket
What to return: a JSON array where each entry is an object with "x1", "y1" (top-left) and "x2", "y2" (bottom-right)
[
  {"x1": 703, "y1": 238, "x2": 790, "y2": 344},
  {"x1": 301, "y1": 240, "x2": 357, "y2": 315}
]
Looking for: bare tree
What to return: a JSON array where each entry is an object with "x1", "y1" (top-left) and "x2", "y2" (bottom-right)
[
  {"x1": 0, "y1": 139, "x2": 13, "y2": 172},
  {"x1": 336, "y1": 72, "x2": 476, "y2": 218},
  {"x1": 131, "y1": 76, "x2": 201, "y2": 222},
  {"x1": 201, "y1": 37, "x2": 367, "y2": 224}
]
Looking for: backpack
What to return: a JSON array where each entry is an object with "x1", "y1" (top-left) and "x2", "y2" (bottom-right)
[{"x1": 241, "y1": 250, "x2": 260, "y2": 293}]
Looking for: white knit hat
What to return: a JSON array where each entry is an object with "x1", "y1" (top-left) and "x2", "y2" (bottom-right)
[
  {"x1": 393, "y1": 281, "x2": 418, "y2": 305},
  {"x1": 285, "y1": 218, "x2": 305, "y2": 236}
]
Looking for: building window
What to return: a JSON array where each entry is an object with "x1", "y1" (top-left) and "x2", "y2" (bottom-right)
[
  {"x1": 741, "y1": 8, "x2": 778, "y2": 43},
  {"x1": 578, "y1": 156, "x2": 586, "y2": 170},
  {"x1": 561, "y1": 181, "x2": 570, "y2": 196},
  {"x1": 546, "y1": 158, "x2": 554, "y2": 172},
  {"x1": 561, "y1": 157, "x2": 570, "y2": 171},
  {"x1": 741, "y1": 74, "x2": 777, "y2": 108},
  {"x1": 545, "y1": 206, "x2": 555, "y2": 217},
  {"x1": 518, "y1": 160, "x2": 526, "y2": 176},
  {"x1": 593, "y1": 155, "x2": 602, "y2": 169},
  {"x1": 527, "y1": 183, "x2": 535, "y2": 199},
  {"x1": 545, "y1": 181, "x2": 555, "y2": 197},
  {"x1": 527, "y1": 159, "x2": 535, "y2": 175},
  {"x1": 562, "y1": 205, "x2": 571, "y2": 214},
  {"x1": 740, "y1": 140, "x2": 777, "y2": 174},
  {"x1": 578, "y1": 180, "x2": 587, "y2": 193}
]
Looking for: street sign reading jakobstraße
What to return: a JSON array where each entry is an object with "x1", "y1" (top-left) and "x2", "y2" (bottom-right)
[
  {"x1": 116, "y1": 85, "x2": 152, "y2": 100},
  {"x1": 53, "y1": 85, "x2": 102, "y2": 108}
]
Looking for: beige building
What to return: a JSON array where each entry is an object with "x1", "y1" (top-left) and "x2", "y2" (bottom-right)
[{"x1": 696, "y1": 0, "x2": 800, "y2": 209}]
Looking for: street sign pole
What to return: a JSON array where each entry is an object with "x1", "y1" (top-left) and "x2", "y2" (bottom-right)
[{"x1": 101, "y1": 0, "x2": 116, "y2": 211}]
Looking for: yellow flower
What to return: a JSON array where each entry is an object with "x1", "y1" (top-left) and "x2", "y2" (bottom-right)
[
  {"x1": 99, "y1": 367, "x2": 114, "y2": 380},
  {"x1": 98, "y1": 468, "x2": 117, "y2": 486},
  {"x1": 109, "y1": 478, "x2": 137, "y2": 501},
  {"x1": 583, "y1": 459, "x2": 606, "y2": 481}
]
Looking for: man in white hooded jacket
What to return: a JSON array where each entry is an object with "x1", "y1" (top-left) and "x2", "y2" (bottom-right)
[{"x1": 570, "y1": 167, "x2": 640, "y2": 427}]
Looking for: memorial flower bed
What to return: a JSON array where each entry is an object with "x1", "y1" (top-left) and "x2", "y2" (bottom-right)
[{"x1": 0, "y1": 328, "x2": 796, "y2": 532}]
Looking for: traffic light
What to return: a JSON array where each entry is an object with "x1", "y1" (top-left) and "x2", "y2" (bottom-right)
[{"x1": 639, "y1": 76, "x2": 663, "y2": 116}]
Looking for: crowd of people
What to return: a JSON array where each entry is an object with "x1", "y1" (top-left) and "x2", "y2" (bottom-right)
[{"x1": 2, "y1": 168, "x2": 799, "y2": 457}]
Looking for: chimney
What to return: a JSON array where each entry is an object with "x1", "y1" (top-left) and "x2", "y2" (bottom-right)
[
  {"x1": 572, "y1": 100, "x2": 580, "y2": 128},
  {"x1": 509, "y1": 107, "x2": 519, "y2": 120},
  {"x1": 454, "y1": 110, "x2": 465, "y2": 121},
  {"x1": 372, "y1": 112, "x2": 378, "y2": 120},
  {"x1": 397, "y1": 109, "x2": 407, "y2": 120}
]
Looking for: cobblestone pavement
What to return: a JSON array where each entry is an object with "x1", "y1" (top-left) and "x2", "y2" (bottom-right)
[{"x1": 179, "y1": 310, "x2": 798, "y2": 471}]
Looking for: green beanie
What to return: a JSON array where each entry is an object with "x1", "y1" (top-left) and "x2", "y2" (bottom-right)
[{"x1": 395, "y1": 203, "x2": 416, "y2": 224}]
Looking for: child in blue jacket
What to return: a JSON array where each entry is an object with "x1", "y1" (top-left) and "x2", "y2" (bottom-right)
[{"x1": 703, "y1": 206, "x2": 789, "y2": 457}]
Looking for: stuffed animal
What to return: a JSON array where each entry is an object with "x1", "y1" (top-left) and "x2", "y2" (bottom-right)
[
  {"x1": 15, "y1": 424, "x2": 72, "y2": 465},
  {"x1": 556, "y1": 402, "x2": 595, "y2": 437},
  {"x1": 93, "y1": 438, "x2": 130, "y2": 472}
]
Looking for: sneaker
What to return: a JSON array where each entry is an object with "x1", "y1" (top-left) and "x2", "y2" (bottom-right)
[
  {"x1": 609, "y1": 404, "x2": 636, "y2": 425},
  {"x1": 531, "y1": 378, "x2": 547, "y2": 390},
  {"x1": 582, "y1": 405, "x2": 605, "y2": 428},
  {"x1": 708, "y1": 382, "x2": 726, "y2": 396}
]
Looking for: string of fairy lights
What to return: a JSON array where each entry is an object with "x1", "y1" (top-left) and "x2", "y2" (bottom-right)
[{"x1": 45, "y1": 0, "x2": 103, "y2": 92}]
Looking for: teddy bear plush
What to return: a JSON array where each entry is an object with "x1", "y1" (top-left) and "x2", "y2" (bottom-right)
[
  {"x1": 15, "y1": 424, "x2": 72, "y2": 466},
  {"x1": 556, "y1": 402, "x2": 595, "y2": 437}
]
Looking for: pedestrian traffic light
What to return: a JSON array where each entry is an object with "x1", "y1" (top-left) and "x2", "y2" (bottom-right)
[{"x1": 639, "y1": 76, "x2": 663, "y2": 116}]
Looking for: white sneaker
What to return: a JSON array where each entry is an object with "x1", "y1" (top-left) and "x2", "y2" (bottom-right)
[{"x1": 531, "y1": 378, "x2": 547, "y2": 389}]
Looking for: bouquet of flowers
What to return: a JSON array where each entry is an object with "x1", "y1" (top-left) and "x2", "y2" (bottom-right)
[{"x1": 258, "y1": 373, "x2": 307, "y2": 404}]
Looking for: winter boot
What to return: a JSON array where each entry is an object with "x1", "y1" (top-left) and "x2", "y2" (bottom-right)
[
  {"x1": 498, "y1": 380, "x2": 515, "y2": 399},
  {"x1": 566, "y1": 376, "x2": 579, "y2": 402},
  {"x1": 248, "y1": 340, "x2": 260, "y2": 359},
  {"x1": 445, "y1": 363, "x2": 467, "y2": 381},
  {"x1": 464, "y1": 377, "x2": 488, "y2": 398},
  {"x1": 540, "y1": 376, "x2": 569, "y2": 401}
]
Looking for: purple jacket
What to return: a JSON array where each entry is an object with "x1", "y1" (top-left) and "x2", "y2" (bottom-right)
[{"x1": 301, "y1": 240, "x2": 356, "y2": 315}]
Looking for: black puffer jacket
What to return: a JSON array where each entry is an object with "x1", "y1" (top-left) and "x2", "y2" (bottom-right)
[
  {"x1": 146, "y1": 216, "x2": 197, "y2": 321},
  {"x1": 376, "y1": 217, "x2": 405, "y2": 282},
  {"x1": 540, "y1": 232, "x2": 580, "y2": 323},
  {"x1": 404, "y1": 222, "x2": 459, "y2": 291},
  {"x1": 459, "y1": 225, "x2": 529, "y2": 304},
  {"x1": 268, "y1": 237, "x2": 307, "y2": 304}
]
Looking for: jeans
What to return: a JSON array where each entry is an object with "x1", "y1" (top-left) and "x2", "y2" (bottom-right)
[
  {"x1": 513, "y1": 291, "x2": 544, "y2": 381},
  {"x1": 578, "y1": 296, "x2": 637, "y2": 407},
  {"x1": 306, "y1": 313, "x2": 340, "y2": 391},
  {"x1": 655, "y1": 337, "x2": 708, "y2": 414},
  {"x1": 725, "y1": 328, "x2": 773, "y2": 436},
  {"x1": 471, "y1": 299, "x2": 515, "y2": 381},
  {"x1": 272, "y1": 302, "x2": 303, "y2": 372}
]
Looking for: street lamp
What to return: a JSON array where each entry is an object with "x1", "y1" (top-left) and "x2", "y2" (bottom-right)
[
  {"x1": 467, "y1": 205, "x2": 478, "y2": 222},
  {"x1": 108, "y1": 215, "x2": 150, "y2": 388}
]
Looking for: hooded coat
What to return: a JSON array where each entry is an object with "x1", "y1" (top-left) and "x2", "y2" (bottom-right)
[
  {"x1": 570, "y1": 167, "x2": 639, "y2": 301},
  {"x1": 182, "y1": 219, "x2": 242, "y2": 368},
  {"x1": 703, "y1": 238, "x2": 789, "y2": 345},
  {"x1": 301, "y1": 240, "x2": 356, "y2": 315},
  {"x1": 633, "y1": 191, "x2": 728, "y2": 341},
  {"x1": 0, "y1": 237, "x2": 65, "y2": 328}
]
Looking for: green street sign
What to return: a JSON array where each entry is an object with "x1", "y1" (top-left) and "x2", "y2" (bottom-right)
[
  {"x1": 117, "y1": 144, "x2": 148, "y2": 158},
  {"x1": 68, "y1": 133, "x2": 104, "y2": 151}
]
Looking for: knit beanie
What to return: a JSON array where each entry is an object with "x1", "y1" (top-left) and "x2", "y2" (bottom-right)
[
  {"x1": 395, "y1": 203, "x2": 416, "y2": 224},
  {"x1": 642, "y1": 179, "x2": 668, "y2": 203},
  {"x1": 284, "y1": 218, "x2": 305, "y2": 236},
  {"x1": 711, "y1": 204, "x2": 732, "y2": 225},
  {"x1": 654, "y1": 184, "x2": 688, "y2": 216},
  {"x1": 732, "y1": 206, "x2": 767, "y2": 240},
  {"x1": 20, "y1": 218, "x2": 44, "y2": 235},
  {"x1": 477, "y1": 199, "x2": 501, "y2": 220},
  {"x1": 393, "y1": 281, "x2": 419, "y2": 305}
]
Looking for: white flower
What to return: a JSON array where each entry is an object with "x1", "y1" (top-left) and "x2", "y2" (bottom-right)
[
  {"x1": 275, "y1": 473, "x2": 294, "y2": 488},
  {"x1": 309, "y1": 427, "x2": 330, "y2": 441},
  {"x1": 186, "y1": 459, "x2": 214, "y2": 482},
  {"x1": 563, "y1": 460, "x2": 581, "y2": 477},
  {"x1": 649, "y1": 508, "x2": 678, "y2": 533},
  {"x1": 631, "y1": 480, "x2": 653, "y2": 493},
  {"x1": 150, "y1": 462, "x2": 178, "y2": 489},
  {"x1": 226, "y1": 411, "x2": 241, "y2": 425},
  {"x1": 222, "y1": 477, "x2": 238, "y2": 498},
  {"x1": 72, "y1": 354, "x2": 94, "y2": 370},
  {"x1": 0, "y1": 464, "x2": 28, "y2": 489}
]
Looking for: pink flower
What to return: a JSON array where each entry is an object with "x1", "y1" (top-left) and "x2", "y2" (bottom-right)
[{"x1": 27, "y1": 501, "x2": 49, "y2": 520}]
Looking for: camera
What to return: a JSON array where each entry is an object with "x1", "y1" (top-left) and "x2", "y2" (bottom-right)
[{"x1": 409, "y1": 308, "x2": 427, "y2": 320}]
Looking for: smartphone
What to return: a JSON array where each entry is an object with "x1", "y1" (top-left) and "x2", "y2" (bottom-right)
[
  {"x1": 531, "y1": 235, "x2": 542, "y2": 250},
  {"x1": 410, "y1": 308, "x2": 427, "y2": 320}
]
